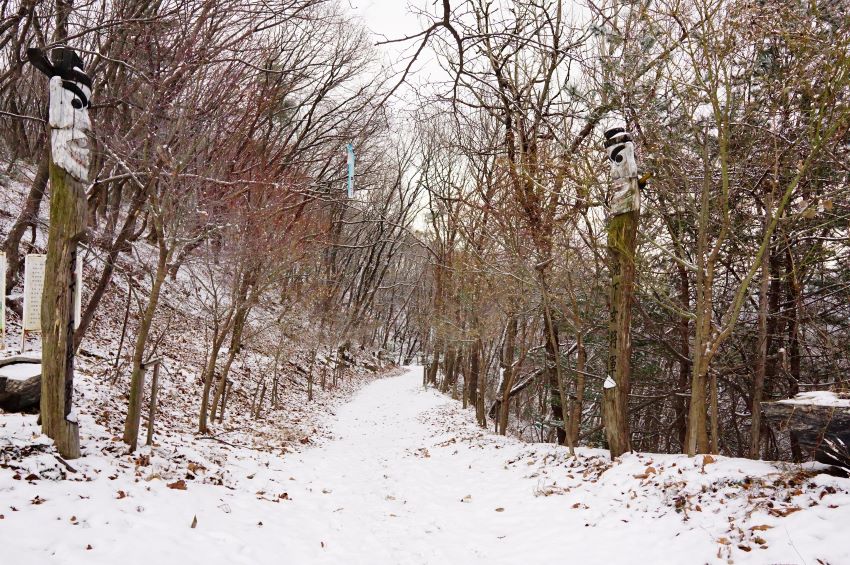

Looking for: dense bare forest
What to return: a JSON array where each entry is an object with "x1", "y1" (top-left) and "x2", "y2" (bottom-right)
[
  {"x1": 401, "y1": 0, "x2": 850, "y2": 462},
  {"x1": 1, "y1": 0, "x2": 849, "y2": 563},
  {"x1": 2, "y1": 0, "x2": 429, "y2": 448}
]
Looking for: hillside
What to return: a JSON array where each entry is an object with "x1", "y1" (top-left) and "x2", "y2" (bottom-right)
[{"x1": 2, "y1": 368, "x2": 848, "y2": 565}]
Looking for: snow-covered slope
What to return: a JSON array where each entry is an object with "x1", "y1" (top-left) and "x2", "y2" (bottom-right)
[
  {"x1": 0, "y1": 158, "x2": 397, "y2": 477},
  {"x1": 2, "y1": 367, "x2": 848, "y2": 564}
]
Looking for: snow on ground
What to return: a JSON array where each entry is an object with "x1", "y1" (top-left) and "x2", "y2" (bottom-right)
[
  {"x1": 0, "y1": 361, "x2": 42, "y2": 380},
  {"x1": 778, "y1": 391, "x2": 850, "y2": 408},
  {"x1": 2, "y1": 366, "x2": 849, "y2": 565}
]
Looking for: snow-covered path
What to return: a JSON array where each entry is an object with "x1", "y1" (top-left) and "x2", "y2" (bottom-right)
[
  {"x1": 263, "y1": 367, "x2": 723, "y2": 564},
  {"x1": 4, "y1": 366, "x2": 849, "y2": 564}
]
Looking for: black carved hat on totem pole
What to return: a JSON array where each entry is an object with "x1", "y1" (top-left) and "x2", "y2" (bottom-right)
[
  {"x1": 26, "y1": 46, "x2": 91, "y2": 109},
  {"x1": 603, "y1": 127, "x2": 633, "y2": 164}
]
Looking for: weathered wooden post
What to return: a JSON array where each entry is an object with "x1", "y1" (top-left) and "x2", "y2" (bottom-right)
[
  {"x1": 27, "y1": 47, "x2": 92, "y2": 459},
  {"x1": 145, "y1": 360, "x2": 162, "y2": 446},
  {"x1": 602, "y1": 126, "x2": 641, "y2": 458}
]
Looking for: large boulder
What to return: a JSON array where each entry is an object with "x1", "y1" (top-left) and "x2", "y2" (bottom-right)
[
  {"x1": 0, "y1": 357, "x2": 42, "y2": 413},
  {"x1": 762, "y1": 391, "x2": 850, "y2": 469}
]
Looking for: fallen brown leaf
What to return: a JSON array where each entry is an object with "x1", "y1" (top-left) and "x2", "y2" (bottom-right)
[{"x1": 768, "y1": 506, "x2": 800, "y2": 517}]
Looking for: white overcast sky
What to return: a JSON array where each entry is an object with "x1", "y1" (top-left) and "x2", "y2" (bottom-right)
[
  {"x1": 346, "y1": 0, "x2": 423, "y2": 39},
  {"x1": 344, "y1": 0, "x2": 597, "y2": 106},
  {"x1": 345, "y1": 0, "x2": 445, "y2": 98}
]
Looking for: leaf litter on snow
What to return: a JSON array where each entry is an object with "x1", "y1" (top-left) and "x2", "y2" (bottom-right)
[
  {"x1": 0, "y1": 241, "x2": 401, "y2": 561},
  {"x1": 415, "y1": 384, "x2": 850, "y2": 564}
]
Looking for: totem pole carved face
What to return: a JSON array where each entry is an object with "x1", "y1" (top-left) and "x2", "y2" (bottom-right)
[
  {"x1": 27, "y1": 47, "x2": 92, "y2": 182},
  {"x1": 603, "y1": 127, "x2": 640, "y2": 216},
  {"x1": 604, "y1": 127, "x2": 638, "y2": 180}
]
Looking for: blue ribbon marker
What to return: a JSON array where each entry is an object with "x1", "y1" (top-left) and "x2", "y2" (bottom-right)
[{"x1": 346, "y1": 143, "x2": 355, "y2": 198}]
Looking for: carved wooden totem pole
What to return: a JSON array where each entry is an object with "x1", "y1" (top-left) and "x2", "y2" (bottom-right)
[
  {"x1": 602, "y1": 126, "x2": 640, "y2": 459},
  {"x1": 28, "y1": 47, "x2": 92, "y2": 458}
]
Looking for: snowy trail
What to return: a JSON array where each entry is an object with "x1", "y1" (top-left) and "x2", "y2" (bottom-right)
[
  {"x1": 269, "y1": 367, "x2": 714, "y2": 564},
  {"x1": 273, "y1": 366, "x2": 555, "y2": 564},
  {"x1": 4, "y1": 366, "x2": 849, "y2": 564}
]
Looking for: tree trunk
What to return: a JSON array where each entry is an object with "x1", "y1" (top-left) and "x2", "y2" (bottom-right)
[
  {"x1": 498, "y1": 316, "x2": 518, "y2": 435},
  {"x1": 462, "y1": 351, "x2": 470, "y2": 409},
  {"x1": 307, "y1": 347, "x2": 318, "y2": 402},
  {"x1": 210, "y1": 305, "x2": 248, "y2": 419},
  {"x1": 426, "y1": 347, "x2": 440, "y2": 387},
  {"x1": 251, "y1": 376, "x2": 261, "y2": 415},
  {"x1": 474, "y1": 338, "x2": 486, "y2": 427},
  {"x1": 674, "y1": 264, "x2": 691, "y2": 450},
  {"x1": 145, "y1": 362, "x2": 160, "y2": 446},
  {"x1": 785, "y1": 247, "x2": 803, "y2": 462},
  {"x1": 122, "y1": 236, "x2": 169, "y2": 451},
  {"x1": 254, "y1": 379, "x2": 266, "y2": 419},
  {"x1": 440, "y1": 345, "x2": 456, "y2": 393},
  {"x1": 218, "y1": 379, "x2": 230, "y2": 422},
  {"x1": 3, "y1": 154, "x2": 48, "y2": 300},
  {"x1": 686, "y1": 289, "x2": 712, "y2": 455},
  {"x1": 710, "y1": 371, "x2": 719, "y2": 454},
  {"x1": 750, "y1": 235, "x2": 771, "y2": 458},
  {"x1": 198, "y1": 323, "x2": 227, "y2": 433},
  {"x1": 543, "y1": 308, "x2": 566, "y2": 445},
  {"x1": 270, "y1": 337, "x2": 285, "y2": 409},
  {"x1": 449, "y1": 346, "x2": 460, "y2": 400},
  {"x1": 73, "y1": 185, "x2": 147, "y2": 350},
  {"x1": 468, "y1": 343, "x2": 479, "y2": 414},
  {"x1": 568, "y1": 334, "x2": 586, "y2": 446},
  {"x1": 333, "y1": 342, "x2": 347, "y2": 387}
]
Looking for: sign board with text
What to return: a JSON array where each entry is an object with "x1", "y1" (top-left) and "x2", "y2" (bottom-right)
[
  {"x1": 0, "y1": 252, "x2": 5, "y2": 349},
  {"x1": 23, "y1": 254, "x2": 46, "y2": 332},
  {"x1": 22, "y1": 253, "x2": 83, "y2": 334}
]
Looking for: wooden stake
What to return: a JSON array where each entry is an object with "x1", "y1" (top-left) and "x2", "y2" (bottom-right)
[{"x1": 145, "y1": 361, "x2": 161, "y2": 446}]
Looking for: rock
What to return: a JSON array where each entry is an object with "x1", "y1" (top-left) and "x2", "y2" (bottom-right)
[
  {"x1": 762, "y1": 392, "x2": 850, "y2": 468},
  {"x1": 0, "y1": 357, "x2": 42, "y2": 413}
]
